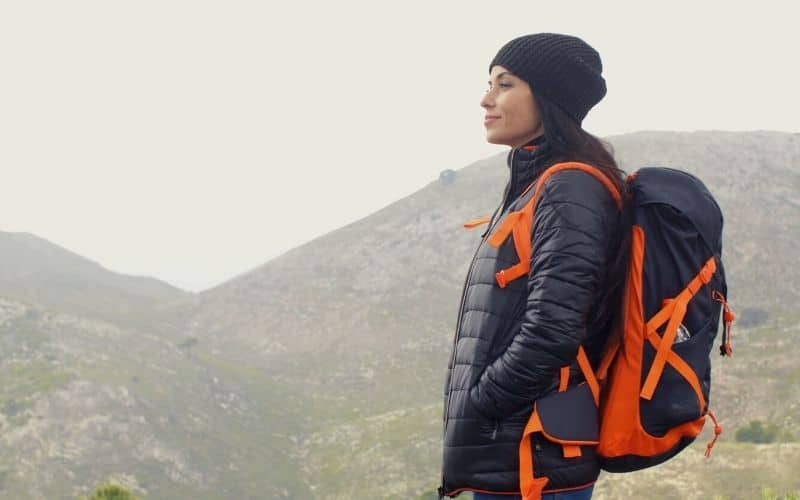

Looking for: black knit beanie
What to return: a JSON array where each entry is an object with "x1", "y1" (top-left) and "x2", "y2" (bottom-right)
[{"x1": 490, "y1": 33, "x2": 606, "y2": 125}]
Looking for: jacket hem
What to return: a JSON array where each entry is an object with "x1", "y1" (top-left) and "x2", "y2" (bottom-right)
[{"x1": 444, "y1": 480, "x2": 596, "y2": 498}]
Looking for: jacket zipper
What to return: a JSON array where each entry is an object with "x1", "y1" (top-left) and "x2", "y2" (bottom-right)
[{"x1": 440, "y1": 149, "x2": 517, "y2": 497}]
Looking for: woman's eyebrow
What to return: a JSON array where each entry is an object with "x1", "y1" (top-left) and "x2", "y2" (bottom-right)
[{"x1": 488, "y1": 71, "x2": 512, "y2": 84}]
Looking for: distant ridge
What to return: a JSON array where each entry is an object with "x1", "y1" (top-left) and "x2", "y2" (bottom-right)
[{"x1": 0, "y1": 230, "x2": 188, "y2": 326}]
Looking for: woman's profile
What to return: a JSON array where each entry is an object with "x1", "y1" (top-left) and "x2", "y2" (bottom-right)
[{"x1": 440, "y1": 33, "x2": 628, "y2": 500}]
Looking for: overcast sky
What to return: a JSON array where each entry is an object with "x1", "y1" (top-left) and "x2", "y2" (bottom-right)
[{"x1": 2, "y1": 1, "x2": 798, "y2": 292}]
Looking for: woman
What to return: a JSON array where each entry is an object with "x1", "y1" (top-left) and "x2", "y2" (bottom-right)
[{"x1": 439, "y1": 33, "x2": 628, "y2": 500}]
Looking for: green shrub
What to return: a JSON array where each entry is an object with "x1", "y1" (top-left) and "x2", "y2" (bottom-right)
[
  {"x1": 81, "y1": 483, "x2": 139, "y2": 500},
  {"x1": 736, "y1": 420, "x2": 779, "y2": 444}
]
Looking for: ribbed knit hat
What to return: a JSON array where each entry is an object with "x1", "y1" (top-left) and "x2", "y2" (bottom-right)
[{"x1": 490, "y1": 33, "x2": 606, "y2": 125}]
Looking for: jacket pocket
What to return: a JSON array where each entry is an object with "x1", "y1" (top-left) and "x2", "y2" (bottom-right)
[{"x1": 520, "y1": 383, "x2": 599, "y2": 496}]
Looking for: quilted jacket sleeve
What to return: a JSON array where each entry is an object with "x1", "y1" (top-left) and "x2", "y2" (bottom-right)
[{"x1": 469, "y1": 169, "x2": 620, "y2": 419}]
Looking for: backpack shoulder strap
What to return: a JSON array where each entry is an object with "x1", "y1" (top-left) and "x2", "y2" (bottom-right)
[
  {"x1": 522, "y1": 161, "x2": 623, "y2": 209},
  {"x1": 489, "y1": 162, "x2": 623, "y2": 288}
]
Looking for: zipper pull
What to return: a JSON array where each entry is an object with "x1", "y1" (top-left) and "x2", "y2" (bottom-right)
[{"x1": 491, "y1": 420, "x2": 500, "y2": 440}]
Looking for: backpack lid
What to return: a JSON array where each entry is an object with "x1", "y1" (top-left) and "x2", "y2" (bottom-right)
[{"x1": 630, "y1": 167, "x2": 724, "y2": 254}]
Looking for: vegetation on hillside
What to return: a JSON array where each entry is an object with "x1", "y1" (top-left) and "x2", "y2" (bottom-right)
[{"x1": 81, "y1": 483, "x2": 139, "y2": 500}]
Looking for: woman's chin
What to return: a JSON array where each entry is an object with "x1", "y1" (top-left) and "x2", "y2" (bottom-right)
[{"x1": 484, "y1": 132, "x2": 509, "y2": 147}]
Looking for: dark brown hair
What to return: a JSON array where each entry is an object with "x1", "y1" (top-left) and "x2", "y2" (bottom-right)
[{"x1": 533, "y1": 89, "x2": 631, "y2": 351}]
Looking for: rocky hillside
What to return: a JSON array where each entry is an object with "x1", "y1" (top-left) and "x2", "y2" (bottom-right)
[{"x1": 0, "y1": 297, "x2": 310, "y2": 499}]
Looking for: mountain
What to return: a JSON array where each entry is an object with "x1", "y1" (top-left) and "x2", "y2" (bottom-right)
[
  {"x1": 0, "y1": 231, "x2": 188, "y2": 327},
  {"x1": 0, "y1": 131, "x2": 798, "y2": 499}
]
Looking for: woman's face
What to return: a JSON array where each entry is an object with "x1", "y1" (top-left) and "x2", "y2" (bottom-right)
[{"x1": 481, "y1": 65, "x2": 544, "y2": 148}]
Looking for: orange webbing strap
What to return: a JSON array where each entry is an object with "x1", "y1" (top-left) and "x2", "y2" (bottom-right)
[
  {"x1": 640, "y1": 256, "x2": 717, "y2": 401},
  {"x1": 645, "y1": 330, "x2": 706, "y2": 411},
  {"x1": 463, "y1": 215, "x2": 491, "y2": 229},
  {"x1": 641, "y1": 298, "x2": 688, "y2": 399},
  {"x1": 489, "y1": 211, "x2": 532, "y2": 287},
  {"x1": 488, "y1": 162, "x2": 623, "y2": 289},
  {"x1": 576, "y1": 347, "x2": 600, "y2": 406},
  {"x1": 488, "y1": 211, "x2": 521, "y2": 245},
  {"x1": 596, "y1": 336, "x2": 620, "y2": 384},
  {"x1": 554, "y1": 347, "x2": 598, "y2": 459},
  {"x1": 557, "y1": 363, "x2": 579, "y2": 458},
  {"x1": 519, "y1": 410, "x2": 550, "y2": 500},
  {"x1": 520, "y1": 162, "x2": 624, "y2": 210},
  {"x1": 559, "y1": 366, "x2": 570, "y2": 393}
]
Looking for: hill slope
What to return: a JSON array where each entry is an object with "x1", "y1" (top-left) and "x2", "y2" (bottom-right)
[{"x1": 0, "y1": 231, "x2": 188, "y2": 326}]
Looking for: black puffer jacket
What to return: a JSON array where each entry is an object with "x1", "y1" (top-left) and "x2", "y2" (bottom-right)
[{"x1": 440, "y1": 138, "x2": 623, "y2": 497}]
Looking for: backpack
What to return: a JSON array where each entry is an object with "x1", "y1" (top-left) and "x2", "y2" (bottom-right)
[
  {"x1": 592, "y1": 165, "x2": 734, "y2": 472},
  {"x1": 468, "y1": 161, "x2": 735, "y2": 496}
]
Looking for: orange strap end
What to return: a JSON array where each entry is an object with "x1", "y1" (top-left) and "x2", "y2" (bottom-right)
[
  {"x1": 519, "y1": 408, "x2": 550, "y2": 500},
  {"x1": 463, "y1": 215, "x2": 491, "y2": 229},
  {"x1": 495, "y1": 262, "x2": 529, "y2": 288},
  {"x1": 562, "y1": 444, "x2": 582, "y2": 458}
]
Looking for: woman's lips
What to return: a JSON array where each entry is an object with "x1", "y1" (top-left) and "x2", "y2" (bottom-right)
[{"x1": 484, "y1": 116, "x2": 499, "y2": 125}]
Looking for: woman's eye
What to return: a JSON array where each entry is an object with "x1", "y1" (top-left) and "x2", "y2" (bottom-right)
[{"x1": 486, "y1": 81, "x2": 512, "y2": 92}]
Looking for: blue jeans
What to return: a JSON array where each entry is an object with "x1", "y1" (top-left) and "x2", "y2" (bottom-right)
[{"x1": 473, "y1": 485, "x2": 593, "y2": 500}]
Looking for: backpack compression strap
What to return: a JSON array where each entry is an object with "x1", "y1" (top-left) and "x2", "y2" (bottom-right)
[{"x1": 640, "y1": 256, "x2": 716, "y2": 403}]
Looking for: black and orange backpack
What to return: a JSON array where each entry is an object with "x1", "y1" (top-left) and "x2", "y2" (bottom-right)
[
  {"x1": 593, "y1": 165, "x2": 734, "y2": 472},
  {"x1": 471, "y1": 162, "x2": 735, "y2": 498}
]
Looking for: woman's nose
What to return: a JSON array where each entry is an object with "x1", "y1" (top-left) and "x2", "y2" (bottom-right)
[{"x1": 480, "y1": 91, "x2": 494, "y2": 109}]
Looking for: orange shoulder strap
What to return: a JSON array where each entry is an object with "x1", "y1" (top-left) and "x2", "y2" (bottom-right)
[{"x1": 489, "y1": 162, "x2": 623, "y2": 288}]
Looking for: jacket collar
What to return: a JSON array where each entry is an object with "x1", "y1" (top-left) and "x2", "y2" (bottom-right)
[{"x1": 505, "y1": 135, "x2": 552, "y2": 205}]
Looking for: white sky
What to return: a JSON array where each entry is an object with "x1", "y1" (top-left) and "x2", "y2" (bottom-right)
[{"x1": 2, "y1": 1, "x2": 798, "y2": 292}]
